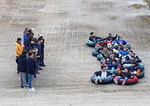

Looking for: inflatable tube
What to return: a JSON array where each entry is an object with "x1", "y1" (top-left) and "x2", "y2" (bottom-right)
[
  {"x1": 86, "y1": 39, "x2": 95, "y2": 47},
  {"x1": 92, "y1": 50, "x2": 99, "y2": 57},
  {"x1": 95, "y1": 45, "x2": 101, "y2": 50},
  {"x1": 107, "y1": 69, "x2": 119, "y2": 74},
  {"x1": 139, "y1": 63, "x2": 144, "y2": 69},
  {"x1": 137, "y1": 71, "x2": 144, "y2": 79},
  {"x1": 97, "y1": 54, "x2": 103, "y2": 60},
  {"x1": 91, "y1": 75, "x2": 114, "y2": 84},
  {"x1": 123, "y1": 63, "x2": 144, "y2": 71},
  {"x1": 123, "y1": 64, "x2": 132, "y2": 68},
  {"x1": 114, "y1": 76, "x2": 138, "y2": 85},
  {"x1": 124, "y1": 44, "x2": 131, "y2": 49}
]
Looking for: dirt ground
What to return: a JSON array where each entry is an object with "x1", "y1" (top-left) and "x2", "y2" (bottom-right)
[{"x1": 0, "y1": 0, "x2": 150, "y2": 106}]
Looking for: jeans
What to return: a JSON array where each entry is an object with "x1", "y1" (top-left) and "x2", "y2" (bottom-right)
[
  {"x1": 93, "y1": 39, "x2": 101, "y2": 44},
  {"x1": 19, "y1": 72, "x2": 27, "y2": 87},
  {"x1": 107, "y1": 67, "x2": 116, "y2": 74},
  {"x1": 35, "y1": 59, "x2": 40, "y2": 73},
  {"x1": 117, "y1": 76, "x2": 128, "y2": 82},
  {"x1": 91, "y1": 75, "x2": 113, "y2": 83},
  {"x1": 28, "y1": 74, "x2": 34, "y2": 89}
]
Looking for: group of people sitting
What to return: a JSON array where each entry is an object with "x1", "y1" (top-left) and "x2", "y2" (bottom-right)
[
  {"x1": 88, "y1": 32, "x2": 143, "y2": 85},
  {"x1": 15, "y1": 27, "x2": 46, "y2": 91}
]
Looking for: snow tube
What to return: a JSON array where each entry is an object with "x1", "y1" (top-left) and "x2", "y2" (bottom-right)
[
  {"x1": 122, "y1": 64, "x2": 132, "y2": 68},
  {"x1": 95, "y1": 45, "x2": 101, "y2": 49},
  {"x1": 123, "y1": 63, "x2": 144, "y2": 71},
  {"x1": 139, "y1": 63, "x2": 144, "y2": 70},
  {"x1": 124, "y1": 44, "x2": 131, "y2": 49},
  {"x1": 86, "y1": 39, "x2": 95, "y2": 47},
  {"x1": 92, "y1": 50, "x2": 99, "y2": 57},
  {"x1": 91, "y1": 75, "x2": 114, "y2": 84},
  {"x1": 97, "y1": 54, "x2": 103, "y2": 60},
  {"x1": 137, "y1": 71, "x2": 144, "y2": 78},
  {"x1": 107, "y1": 69, "x2": 119, "y2": 74},
  {"x1": 114, "y1": 76, "x2": 138, "y2": 85}
]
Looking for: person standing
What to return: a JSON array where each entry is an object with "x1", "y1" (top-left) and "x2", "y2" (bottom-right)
[
  {"x1": 23, "y1": 28, "x2": 29, "y2": 47},
  {"x1": 38, "y1": 35, "x2": 46, "y2": 67},
  {"x1": 16, "y1": 49, "x2": 28, "y2": 88},
  {"x1": 32, "y1": 38, "x2": 43, "y2": 74},
  {"x1": 15, "y1": 38, "x2": 23, "y2": 74},
  {"x1": 27, "y1": 52, "x2": 36, "y2": 91},
  {"x1": 15, "y1": 38, "x2": 23, "y2": 58}
]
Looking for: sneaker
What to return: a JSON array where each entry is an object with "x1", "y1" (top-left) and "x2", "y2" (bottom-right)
[
  {"x1": 28, "y1": 87, "x2": 35, "y2": 91},
  {"x1": 20, "y1": 86, "x2": 24, "y2": 88},
  {"x1": 95, "y1": 80, "x2": 98, "y2": 84},
  {"x1": 122, "y1": 81, "x2": 126, "y2": 85},
  {"x1": 39, "y1": 68, "x2": 43, "y2": 70},
  {"x1": 99, "y1": 78, "x2": 102, "y2": 83},
  {"x1": 40, "y1": 64, "x2": 46, "y2": 67},
  {"x1": 24, "y1": 85, "x2": 28, "y2": 88},
  {"x1": 114, "y1": 79, "x2": 118, "y2": 84},
  {"x1": 36, "y1": 72, "x2": 40, "y2": 74}
]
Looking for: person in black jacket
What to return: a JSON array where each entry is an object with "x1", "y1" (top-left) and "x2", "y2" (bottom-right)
[
  {"x1": 32, "y1": 38, "x2": 43, "y2": 74},
  {"x1": 103, "y1": 33, "x2": 118, "y2": 42},
  {"x1": 38, "y1": 35, "x2": 46, "y2": 67},
  {"x1": 114, "y1": 68, "x2": 133, "y2": 85},
  {"x1": 89, "y1": 32, "x2": 101, "y2": 43},
  {"x1": 16, "y1": 49, "x2": 28, "y2": 88},
  {"x1": 128, "y1": 62, "x2": 140, "y2": 75},
  {"x1": 27, "y1": 52, "x2": 36, "y2": 91},
  {"x1": 92, "y1": 66, "x2": 115, "y2": 84}
]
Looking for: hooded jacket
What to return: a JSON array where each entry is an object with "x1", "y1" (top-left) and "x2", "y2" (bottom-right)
[
  {"x1": 17, "y1": 54, "x2": 27, "y2": 72},
  {"x1": 15, "y1": 42, "x2": 23, "y2": 57}
]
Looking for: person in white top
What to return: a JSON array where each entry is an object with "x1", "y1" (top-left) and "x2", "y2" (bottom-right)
[{"x1": 92, "y1": 66, "x2": 115, "y2": 84}]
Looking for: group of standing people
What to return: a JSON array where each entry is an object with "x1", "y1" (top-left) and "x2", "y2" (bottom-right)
[{"x1": 15, "y1": 28, "x2": 46, "y2": 91}]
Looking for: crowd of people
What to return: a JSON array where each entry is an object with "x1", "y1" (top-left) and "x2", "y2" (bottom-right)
[
  {"x1": 15, "y1": 28, "x2": 46, "y2": 91},
  {"x1": 89, "y1": 32, "x2": 143, "y2": 85}
]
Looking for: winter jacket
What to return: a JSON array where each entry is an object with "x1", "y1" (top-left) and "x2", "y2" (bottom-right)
[
  {"x1": 114, "y1": 40, "x2": 128, "y2": 45},
  {"x1": 107, "y1": 63, "x2": 119, "y2": 70},
  {"x1": 23, "y1": 33, "x2": 28, "y2": 46},
  {"x1": 103, "y1": 35, "x2": 118, "y2": 42},
  {"x1": 32, "y1": 43, "x2": 42, "y2": 59},
  {"x1": 89, "y1": 36, "x2": 101, "y2": 42},
  {"x1": 17, "y1": 54, "x2": 27, "y2": 72},
  {"x1": 15, "y1": 42, "x2": 23, "y2": 57},
  {"x1": 94, "y1": 71, "x2": 112, "y2": 77},
  {"x1": 129, "y1": 66, "x2": 138, "y2": 73},
  {"x1": 124, "y1": 59, "x2": 137, "y2": 64},
  {"x1": 118, "y1": 50, "x2": 129, "y2": 56},
  {"x1": 126, "y1": 55, "x2": 142, "y2": 63},
  {"x1": 119, "y1": 71, "x2": 132, "y2": 79},
  {"x1": 27, "y1": 58, "x2": 36, "y2": 74}
]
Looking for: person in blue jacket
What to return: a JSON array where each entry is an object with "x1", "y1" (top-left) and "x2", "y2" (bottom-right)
[
  {"x1": 23, "y1": 28, "x2": 29, "y2": 47},
  {"x1": 114, "y1": 36, "x2": 128, "y2": 45},
  {"x1": 27, "y1": 52, "x2": 36, "y2": 91},
  {"x1": 16, "y1": 49, "x2": 28, "y2": 88},
  {"x1": 92, "y1": 66, "x2": 115, "y2": 84},
  {"x1": 118, "y1": 47, "x2": 129, "y2": 57},
  {"x1": 107, "y1": 60, "x2": 119, "y2": 73}
]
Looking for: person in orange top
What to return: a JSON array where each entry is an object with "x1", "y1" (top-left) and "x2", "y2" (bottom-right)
[{"x1": 15, "y1": 38, "x2": 23, "y2": 57}]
